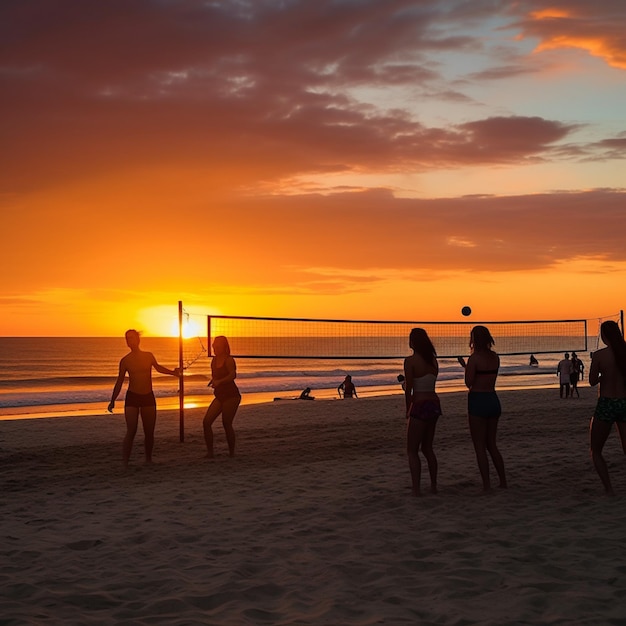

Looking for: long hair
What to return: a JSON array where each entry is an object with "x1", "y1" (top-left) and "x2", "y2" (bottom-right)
[
  {"x1": 601, "y1": 321, "x2": 626, "y2": 384},
  {"x1": 212, "y1": 335, "x2": 231, "y2": 356},
  {"x1": 470, "y1": 325, "x2": 495, "y2": 352},
  {"x1": 409, "y1": 327, "x2": 437, "y2": 363}
]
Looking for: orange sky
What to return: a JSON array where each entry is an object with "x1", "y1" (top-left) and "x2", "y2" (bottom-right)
[{"x1": 2, "y1": 1, "x2": 625, "y2": 336}]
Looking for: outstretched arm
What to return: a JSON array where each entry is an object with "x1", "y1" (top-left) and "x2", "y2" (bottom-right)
[{"x1": 152, "y1": 354, "x2": 181, "y2": 377}]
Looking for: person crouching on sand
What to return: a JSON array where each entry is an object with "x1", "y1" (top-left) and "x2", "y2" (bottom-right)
[
  {"x1": 204, "y1": 335, "x2": 241, "y2": 458},
  {"x1": 108, "y1": 329, "x2": 180, "y2": 468},
  {"x1": 404, "y1": 328, "x2": 441, "y2": 496},
  {"x1": 588, "y1": 321, "x2": 626, "y2": 495}
]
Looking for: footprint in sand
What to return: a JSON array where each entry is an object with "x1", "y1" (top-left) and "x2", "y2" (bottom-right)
[{"x1": 65, "y1": 539, "x2": 103, "y2": 550}]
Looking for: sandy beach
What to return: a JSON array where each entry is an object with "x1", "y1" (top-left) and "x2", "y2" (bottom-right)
[{"x1": 2, "y1": 387, "x2": 626, "y2": 625}]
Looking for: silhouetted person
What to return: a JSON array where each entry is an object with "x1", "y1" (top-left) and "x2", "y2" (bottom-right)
[
  {"x1": 529, "y1": 354, "x2": 539, "y2": 367},
  {"x1": 588, "y1": 321, "x2": 626, "y2": 495},
  {"x1": 299, "y1": 387, "x2": 314, "y2": 400},
  {"x1": 404, "y1": 328, "x2": 441, "y2": 496},
  {"x1": 204, "y1": 336, "x2": 241, "y2": 458},
  {"x1": 338, "y1": 375, "x2": 357, "y2": 398},
  {"x1": 108, "y1": 329, "x2": 180, "y2": 468},
  {"x1": 461, "y1": 325, "x2": 507, "y2": 491},
  {"x1": 557, "y1": 352, "x2": 573, "y2": 398},
  {"x1": 570, "y1": 352, "x2": 581, "y2": 398}
]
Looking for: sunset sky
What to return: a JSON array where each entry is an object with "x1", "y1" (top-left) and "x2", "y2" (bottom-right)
[{"x1": 2, "y1": 0, "x2": 625, "y2": 336}]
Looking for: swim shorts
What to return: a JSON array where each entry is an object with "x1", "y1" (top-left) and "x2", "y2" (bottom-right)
[
  {"x1": 409, "y1": 395, "x2": 442, "y2": 421},
  {"x1": 468, "y1": 391, "x2": 501, "y2": 419},
  {"x1": 214, "y1": 381, "x2": 241, "y2": 403},
  {"x1": 594, "y1": 397, "x2": 626, "y2": 423},
  {"x1": 125, "y1": 390, "x2": 156, "y2": 408}
]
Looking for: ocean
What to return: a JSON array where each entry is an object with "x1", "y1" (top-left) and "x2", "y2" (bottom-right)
[{"x1": 0, "y1": 337, "x2": 597, "y2": 419}]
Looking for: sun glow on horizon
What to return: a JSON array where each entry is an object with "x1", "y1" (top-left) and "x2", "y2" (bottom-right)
[
  {"x1": 137, "y1": 305, "x2": 205, "y2": 338},
  {"x1": 170, "y1": 317, "x2": 203, "y2": 339}
]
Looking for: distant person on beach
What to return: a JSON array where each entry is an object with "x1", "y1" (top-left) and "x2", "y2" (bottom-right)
[
  {"x1": 338, "y1": 375, "x2": 358, "y2": 398},
  {"x1": 299, "y1": 387, "x2": 314, "y2": 400},
  {"x1": 204, "y1": 335, "x2": 241, "y2": 458},
  {"x1": 557, "y1": 353, "x2": 573, "y2": 398},
  {"x1": 460, "y1": 325, "x2": 507, "y2": 491},
  {"x1": 404, "y1": 328, "x2": 441, "y2": 496},
  {"x1": 588, "y1": 321, "x2": 626, "y2": 495},
  {"x1": 108, "y1": 329, "x2": 180, "y2": 468},
  {"x1": 529, "y1": 354, "x2": 539, "y2": 367},
  {"x1": 570, "y1": 352, "x2": 581, "y2": 398}
]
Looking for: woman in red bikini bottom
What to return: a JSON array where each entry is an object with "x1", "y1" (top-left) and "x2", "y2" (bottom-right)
[{"x1": 404, "y1": 327, "x2": 441, "y2": 496}]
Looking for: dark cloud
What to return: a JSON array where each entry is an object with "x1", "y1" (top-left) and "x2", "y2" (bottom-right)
[
  {"x1": 2, "y1": 0, "x2": 623, "y2": 197},
  {"x1": 221, "y1": 188, "x2": 626, "y2": 274}
]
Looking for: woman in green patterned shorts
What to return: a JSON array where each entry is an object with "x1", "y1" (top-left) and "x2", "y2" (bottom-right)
[{"x1": 589, "y1": 320, "x2": 626, "y2": 495}]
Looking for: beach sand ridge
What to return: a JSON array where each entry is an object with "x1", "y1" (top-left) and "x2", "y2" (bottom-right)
[{"x1": 2, "y1": 389, "x2": 626, "y2": 624}]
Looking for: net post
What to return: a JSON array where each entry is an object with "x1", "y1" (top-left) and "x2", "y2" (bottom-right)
[
  {"x1": 207, "y1": 315, "x2": 212, "y2": 357},
  {"x1": 178, "y1": 300, "x2": 185, "y2": 443}
]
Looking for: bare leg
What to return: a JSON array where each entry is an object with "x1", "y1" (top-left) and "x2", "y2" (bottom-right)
[
  {"x1": 420, "y1": 419, "x2": 438, "y2": 493},
  {"x1": 590, "y1": 417, "x2": 614, "y2": 495},
  {"x1": 469, "y1": 415, "x2": 491, "y2": 490},
  {"x1": 616, "y1": 422, "x2": 626, "y2": 455},
  {"x1": 221, "y1": 397, "x2": 241, "y2": 457},
  {"x1": 406, "y1": 419, "x2": 424, "y2": 496},
  {"x1": 485, "y1": 418, "x2": 507, "y2": 488},
  {"x1": 203, "y1": 398, "x2": 222, "y2": 458},
  {"x1": 140, "y1": 405, "x2": 157, "y2": 464},
  {"x1": 123, "y1": 407, "x2": 140, "y2": 468}
]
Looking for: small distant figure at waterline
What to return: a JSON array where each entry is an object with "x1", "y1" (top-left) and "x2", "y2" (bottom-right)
[
  {"x1": 299, "y1": 387, "x2": 314, "y2": 400},
  {"x1": 338, "y1": 375, "x2": 358, "y2": 398}
]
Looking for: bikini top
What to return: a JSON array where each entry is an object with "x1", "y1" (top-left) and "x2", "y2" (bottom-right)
[
  {"x1": 475, "y1": 369, "x2": 498, "y2": 375},
  {"x1": 212, "y1": 359, "x2": 230, "y2": 379},
  {"x1": 413, "y1": 373, "x2": 437, "y2": 393}
]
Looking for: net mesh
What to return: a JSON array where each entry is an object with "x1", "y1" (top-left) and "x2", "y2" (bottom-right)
[
  {"x1": 589, "y1": 311, "x2": 624, "y2": 352},
  {"x1": 180, "y1": 310, "x2": 207, "y2": 369},
  {"x1": 195, "y1": 314, "x2": 589, "y2": 359}
]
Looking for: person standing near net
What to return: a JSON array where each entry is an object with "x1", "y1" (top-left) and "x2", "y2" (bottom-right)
[
  {"x1": 460, "y1": 325, "x2": 507, "y2": 491},
  {"x1": 570, "y1": 352, "x2": 582, "y2": 398},
  {"x1": 404, "y1": 328, "x2": 441, "y2": 496},
  {"x1": 588, "y1": 321, "x2": 626, "y2": 495},
  {"x1": 108, "y1": 329, "x2": 180, "y2": 468},
  {"x1": 557, "y1": 352, "x2": 573, "y2": 398},
  {"x1": 338, "y1": 375, "x2": 358, "y2": 398},
  {"x1": 204, "y1": 335, "x2": 241, "y2": 458}
]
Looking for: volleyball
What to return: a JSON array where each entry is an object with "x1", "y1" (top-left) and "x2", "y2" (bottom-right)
[{"x1": 461, "y1": 306, "x2": 472, "y2": 317}]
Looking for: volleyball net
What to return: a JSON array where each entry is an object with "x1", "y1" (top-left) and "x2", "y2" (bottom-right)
[
  {"x1": 174, "y1": 305, "x2": 623, "y2": 440},
  {"x1": 177, "y1": 310, "x2": 626, "y2": 360}
]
